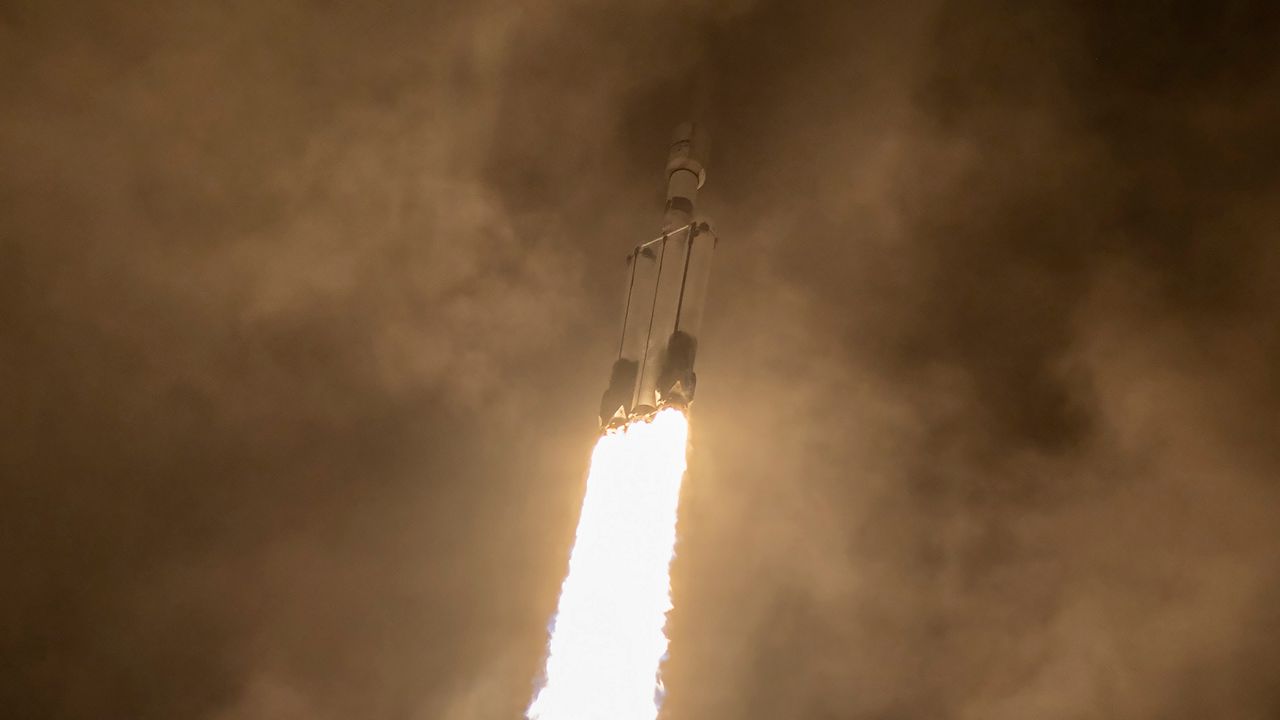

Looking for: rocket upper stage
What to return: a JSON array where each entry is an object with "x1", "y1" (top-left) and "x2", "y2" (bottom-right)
[
  {"x1": 662, "y1": 122, "x2": 706, "y2": 231},
  {"x1": 600, "y1": 124, "x2": 717, "y2": 427}
]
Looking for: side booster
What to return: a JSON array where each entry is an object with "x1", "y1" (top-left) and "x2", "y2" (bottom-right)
[{"x1": 600, "y1": 123, "x2": 717, "y2": 427}]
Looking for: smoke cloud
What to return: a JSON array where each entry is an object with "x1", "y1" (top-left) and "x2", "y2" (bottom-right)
[{"x1": 3, "y1": 1, "x2": 1278, "y2": 718}]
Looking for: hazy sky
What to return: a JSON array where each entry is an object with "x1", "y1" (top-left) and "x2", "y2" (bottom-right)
[{"x1": 4, "y1": 2, "x2": 1279, "y2": 718}]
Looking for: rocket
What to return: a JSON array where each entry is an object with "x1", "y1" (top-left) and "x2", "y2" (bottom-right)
[{"x1": 600, "y1": 123, "x2": 717, "y2": 427}]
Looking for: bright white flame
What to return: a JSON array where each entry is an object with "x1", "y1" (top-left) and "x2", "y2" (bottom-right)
[{"x1": 528, "y1": 407, "x2": 690, "y2": 720}]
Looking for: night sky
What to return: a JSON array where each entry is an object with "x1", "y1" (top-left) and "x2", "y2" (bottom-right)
[{"x1": 4, "y1": 2, "x2": 1280, "y2": 718}]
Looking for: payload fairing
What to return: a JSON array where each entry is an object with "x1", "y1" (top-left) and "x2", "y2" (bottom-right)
[{"x1": 600, "y1": 123, "x2": 717, "y2": 427}]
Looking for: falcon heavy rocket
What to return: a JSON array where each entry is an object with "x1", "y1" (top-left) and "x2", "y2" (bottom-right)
[{"x1": 599, "y1": 123, "x2": 717, "y2": 427}]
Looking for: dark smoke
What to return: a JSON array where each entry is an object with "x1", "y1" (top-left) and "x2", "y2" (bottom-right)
[{"x1": 3, "y1": 1, "x2": 1278, "y2": 718}]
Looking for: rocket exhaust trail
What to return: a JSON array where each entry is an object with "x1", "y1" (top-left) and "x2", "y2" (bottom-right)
[
  {"x1": 528, "y1": 409, "x2": 689, "y2": 720},
  {"x1": 528, "y1": 125, "x2": 717, "y2": 720}
]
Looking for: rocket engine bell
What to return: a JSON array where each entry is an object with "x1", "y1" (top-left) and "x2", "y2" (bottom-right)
[{"x1": 600, "y1": 123, "x2": 717, "y2": 427}]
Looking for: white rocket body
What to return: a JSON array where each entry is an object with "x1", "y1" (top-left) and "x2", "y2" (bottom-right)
[{"x1": 600, "y1": 123, "x2": 717, "y2": 427}]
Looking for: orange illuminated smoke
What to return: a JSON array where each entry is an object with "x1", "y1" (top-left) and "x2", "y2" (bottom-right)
[{"x1": 528, "y1": 408, "x2": 690, "y2": 720}]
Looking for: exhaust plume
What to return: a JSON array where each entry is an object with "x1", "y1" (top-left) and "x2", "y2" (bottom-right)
[{"x1": 528, "y1": 408, "x2": 690, "y2": 720}]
